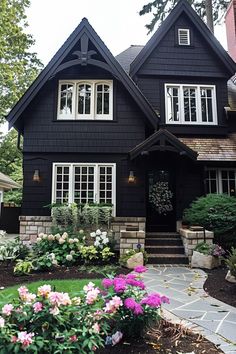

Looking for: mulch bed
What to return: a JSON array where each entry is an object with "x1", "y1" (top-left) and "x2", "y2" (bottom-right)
[
  {"x1": 0, "y1": 264, "x2": 129, "y2": 288},
  {"x1": 204, "y1": 266, "x2": 236, "y2": 307},
  {"x1": 97, "y1": 320, "x2": 223, "y2": 353}
]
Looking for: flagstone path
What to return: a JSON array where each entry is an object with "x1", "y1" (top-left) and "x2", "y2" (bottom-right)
[{"x1": 143, "y1": 266, "x2": 236, "y2": 354}]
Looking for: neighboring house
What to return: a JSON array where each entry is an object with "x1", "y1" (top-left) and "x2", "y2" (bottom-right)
[
  {"x1": 6, "y1": 0, "x2": 236, "y2": 259},
  {"x1": 0, "y1": 172, "x2": 20, "y2": 217}
]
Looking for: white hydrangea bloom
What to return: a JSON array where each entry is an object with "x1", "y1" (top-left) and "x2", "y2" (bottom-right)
[
  {"x1": 90, "y1": 232, "x2": 96, "y2": 238},
  {"x1": 96, "y1": 229, "x2": 102, "y2": 236}
]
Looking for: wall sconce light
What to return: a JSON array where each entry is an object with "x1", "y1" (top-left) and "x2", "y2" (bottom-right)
[
  {"x1": 128, "y1": 171, "x2": 135, "y2": 183},
  {"x1": 33, "y1": 169, "x2": 40, "y2": 182}
]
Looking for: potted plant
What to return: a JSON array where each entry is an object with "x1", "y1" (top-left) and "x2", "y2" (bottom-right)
[
  {"x1": 191, "y1": 242, "x2": 225, "y2": 269},
  {"x1": 225, "y1": 247, "x2": 236, "y2": 283}
]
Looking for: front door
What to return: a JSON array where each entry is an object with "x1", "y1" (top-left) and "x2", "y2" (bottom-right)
[{"x1": 147, "y1": 169, "x2": 176, "y2": 232}]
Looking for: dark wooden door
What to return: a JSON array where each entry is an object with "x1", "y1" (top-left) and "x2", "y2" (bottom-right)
[{"x1": 146, "y1": 169, "x2": 176, "y2": 232}]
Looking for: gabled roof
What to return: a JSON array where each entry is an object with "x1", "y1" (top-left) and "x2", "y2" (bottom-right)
[
  {"x1": 116, "y1": 45, "x2": 144, "y2": 73},
  {"x1": 6, "y1": 19, "x2": 158, "y2": 130},
  {"x1": 0, "y1": 172, "x2": 21, "y2": 190},
  {"x1": 129, "y1": 129, "x2": 198, "y2": 160},
  {"x1": 130, "y1": 0, "x2": 236, "y2": 77}
]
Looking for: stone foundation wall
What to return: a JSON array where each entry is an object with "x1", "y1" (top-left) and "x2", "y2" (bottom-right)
[
  {"x1": 110, "y1": 217, "x2": 146, "y2": 254},
  {"x1": 19, "y1": 216, "x2": 52, "y2": 245},
  {"x1": 179, "y1": 228, "x2": 214, "y2": 261}
]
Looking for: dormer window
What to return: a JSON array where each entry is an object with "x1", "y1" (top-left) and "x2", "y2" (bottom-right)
[
  {"x1": 58, "y1": 80, "x2": 113, "y2": 120},
  {"x1": 178, "y1": 29, "x2": 190, "y2": 45}
]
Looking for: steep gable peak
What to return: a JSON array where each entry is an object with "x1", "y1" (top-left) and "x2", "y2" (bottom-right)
[{"x1": 130, "y1": 0, "x2": 236, "y2": 77}]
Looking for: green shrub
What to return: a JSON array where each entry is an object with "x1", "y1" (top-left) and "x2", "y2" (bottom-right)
[
  {"x1": 225, "y1": 247, "x2": 236, "y2": 277},
  {"x1": 0, "y1": 237, "x2": 29, "y2": 262},
  {"x1": 119, "y1": 249, "x2": 148, "y2": 267},
  {"x1": 194, "y1": 242, "x2": 225, "y2": 256},
  {"x1": 14, "y1": 260, "x2": 34, "y2": 275},
  {"x1": 183, "y1": 194, "x2": 236, "y2": 249}
]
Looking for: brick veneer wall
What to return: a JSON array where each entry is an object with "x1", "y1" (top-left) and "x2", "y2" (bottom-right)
[{"x1": 19, "y1": 216, "x2": 52, "y2": 245}]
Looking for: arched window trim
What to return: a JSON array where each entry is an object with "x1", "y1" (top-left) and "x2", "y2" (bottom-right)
[{"x1": 57, "y1": 80, "x2": 113, "y2": 120}]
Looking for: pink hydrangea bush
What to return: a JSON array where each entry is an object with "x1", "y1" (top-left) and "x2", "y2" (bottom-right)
[
  {"x1": 0, "y1": 283, "x2": 109, "y2": 353},
  {"x1": 101, "y1": 268, "x2": 169, "y2": 338}
]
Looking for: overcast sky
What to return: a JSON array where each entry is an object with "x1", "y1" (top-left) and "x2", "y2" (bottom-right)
[{"x1": 0, "y1": 0, "x2": 228, "y2": 134}]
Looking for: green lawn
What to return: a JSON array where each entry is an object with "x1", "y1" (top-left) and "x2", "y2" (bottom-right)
[{"x1": 0, "y1": 279, "x2": 101, "y2": 306}]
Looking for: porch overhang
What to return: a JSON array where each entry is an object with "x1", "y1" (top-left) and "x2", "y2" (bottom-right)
[{"x1": 129, "y1": 129, "x2": 198, "y2": 160}]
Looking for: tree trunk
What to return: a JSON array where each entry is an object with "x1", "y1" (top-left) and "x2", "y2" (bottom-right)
[{"x1": 205, "y1": 0, "x2": 214, "y2": 33}]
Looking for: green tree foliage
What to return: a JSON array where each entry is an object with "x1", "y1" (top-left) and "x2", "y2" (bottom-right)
[
  {"x1": 139, "y1": 0, "x2": 229, "y2": 33},
  {"x1": 0, "y1": 129, "x2": 22, "y2": 205},
  {"x1": 183, "y1": 194, "x2": 236, "y2": 250},
  {"x1": 0, "y1": 0, "x2": 43, "y2": 123}
]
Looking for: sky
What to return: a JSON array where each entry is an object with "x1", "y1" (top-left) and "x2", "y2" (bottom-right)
[{"x1": 0, "y1": 0, "x2": 228, "y2": 134}]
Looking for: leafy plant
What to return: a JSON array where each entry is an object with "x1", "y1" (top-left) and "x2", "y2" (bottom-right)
[
  {"x1": 14, "y1": 260, "x2": 34, "y2": 275},
  {"x1": 183, "y1": 194, "x2": 236, "y2": 250},
  {"x1": 225, "y1": 247, "x2": 236, "y2": 277},
  {"x1": 194, "y1": 242, "x2": 225, "y2": 257},
  {"x1": 0, "y1": 237, "x2": 29, "y2": 262},
  {"x1": 119, "y1": 249, "x2": 148, "y2": 267}
]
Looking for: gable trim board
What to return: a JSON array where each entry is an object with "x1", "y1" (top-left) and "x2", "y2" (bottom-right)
[
  {"x1": 129, "y1": 128, "x2": 198, "y2": 160},
  {"x1": 130, "y1": 0, "x2": 236, "y2": 77},
  {"x1": 6, "y1": 19, "x2": 158, "y2": 130}
]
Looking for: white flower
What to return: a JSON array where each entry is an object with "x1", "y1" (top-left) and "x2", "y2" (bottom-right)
[
  {"x1": 102, "y1": 237, "x2": 109, "y2": 244},
  {"x1": 96, "y1": 229, "x2": 102, "y2": 236},
  {"x1": 96, "y1": 236, "x2": 101, "y2": 242},
  {"x1": 73, "y1": 238, "x2": 79, "y2": 243},
  {"x1": 50, "y1": 307, "x2": 60, "y2": 316},
  {"x1": 62, "y1": 232, "x2": 68, "y2": 240},
  {"x1": 66, "y1": 255, "x2": 73, "y2": 261},
  {"x1": 70, "y1": 250, "x2": 75, "y2": 255},
  {"x1": 68, "y1": 238, "x2": 74, "y2": 244},
  {"x1": 94, "y1": 240, "x2": 100, "y2": 247},
  {"x1": 55, "y1": 233, "x2": 61, "y2": 240},
  {"x1": 101, "y1": 232, "x2": 107, "y2": 237},
  {"x1": 38, "y1": 233, "x2": 44, "y2": 238},
  {"x1": 59, "y1": 238, "x2": 65, "y2": 245},
  {"x1": 42, "y1": 234, "x2": 48, "y2": 240},
  {"x1": 52, "y1": 259, "x2": 58, "y2": 266},
  {"x1": 90, "y1": 232, "x2": 96, "y2": 238},
  {"x1": 48, "y1": 234, "x2": 55, "y2": 241},
  {"x1": 0, "y1": 316, "x2": 5, "y2": 328},
  {"x1": 49, "y1": 253, "x2": 55, "y2": 260},
  {"x1": 36, "y1": 237, "x2": 42, "y2": 243}
]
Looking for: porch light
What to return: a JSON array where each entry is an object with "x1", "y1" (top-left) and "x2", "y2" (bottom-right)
[
  {"x1": 128, "y1": 171, "x2": 135, "y2": 183},
  {"x1": 33, "y1": 169, "x2": 40, "y2": 182}
]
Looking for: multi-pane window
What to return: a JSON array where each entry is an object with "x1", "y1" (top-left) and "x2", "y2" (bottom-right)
[
  {"x1": 53, "y1": 163, "x2": 116, "y2": 209},
  {"x1": 165, "y1": 84, "x2": 217, "y2": 125},
  {"x1": 206, "y1": 169, "x2": 236, "y2": 196},
  {"x1": 58, "y1": 80, "x2": 113, "y2": 120}
]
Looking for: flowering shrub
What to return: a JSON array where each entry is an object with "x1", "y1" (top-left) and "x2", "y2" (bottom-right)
[
  {"x1": 33, "y1": 232, "x2": 84, "y2": 266},
  {"x1": 90, "y1": 229, "x2": 109, "y2": 248},
  {"x1": 0, "y1": 284, "x2": 109, "y2": 353},
  {"x1": 101, "y1": 266, "x2": 169, "y2": 338},
  {"x1": 194, "y1": 242, "x2": 225, "y2": 257}
]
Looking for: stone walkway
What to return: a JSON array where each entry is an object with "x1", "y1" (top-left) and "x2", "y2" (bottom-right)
[{"x1": 143, "y1": 266, "x2": 236, "y2": 354}]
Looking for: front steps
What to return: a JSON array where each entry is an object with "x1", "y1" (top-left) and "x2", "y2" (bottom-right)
[{"x1": 145, "y1": 232, "x2": 189, "y2": 264}]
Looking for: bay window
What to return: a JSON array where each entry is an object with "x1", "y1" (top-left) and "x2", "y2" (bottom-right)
[
  {"x1": 165, "y1": 84, "x2": 217, "y2": 125},
  {"x1": 52, "y1": 163, "x2": 116, "y2": 211},
  {"x1": 58, "y1": 80, "x2": 113, "y2": 120}
]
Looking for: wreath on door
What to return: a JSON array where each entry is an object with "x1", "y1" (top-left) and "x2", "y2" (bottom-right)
[{"x1": 149, "y1": 181, "x2": 173, "y2": 215}]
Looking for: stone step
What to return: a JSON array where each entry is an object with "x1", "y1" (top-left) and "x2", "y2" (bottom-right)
[
  {"x1": 147, "y1": 254, "x2": 189, "y2": 265},
  {"x1": 146, "y1": 232, "x2": 180, "y2": 239},
  {"x1": 145, "y1": 238, "x2": 183, "y2": 246},
  {"x1": 145, "y1": 245, "x2": 185, "y2": 255}
]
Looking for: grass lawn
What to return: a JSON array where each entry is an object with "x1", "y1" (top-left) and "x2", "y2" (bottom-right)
[{"x1": 0, "y1": 278, "x2": 101, "y2": 306}]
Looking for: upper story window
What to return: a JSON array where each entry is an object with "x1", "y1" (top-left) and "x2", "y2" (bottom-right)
[
  {"x1": 178, "y1": 29, "x2": 190, "y2": 45},
  {"x1": 206, "y1": 169, "x2": 236, "y2": 196},
  {"x1": 58, "y1": 80, "x2": 113, "y2": 120},
  {"x1": 165, "y1": 84, "x2": 217, "y2": 125}
]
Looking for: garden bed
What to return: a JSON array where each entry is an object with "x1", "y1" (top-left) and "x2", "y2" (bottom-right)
[
  {"x1": 97, "y1": 320, "x2": 223, "y2": 353},
  {"x1": 204, "y1": 266, "x2": 236, "y2": 307},
  {"x1": 0, "y1": 264, "x2": 129, "y2": 288}
]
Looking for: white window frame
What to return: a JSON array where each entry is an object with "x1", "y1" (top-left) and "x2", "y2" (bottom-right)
[
  {"x1": 57, "y1": 80, "x2": 113, "y2": 121},
  {"x1": 0, "y1": 190, "x2": 3, "y2": 216},
  {"x1": 178, "y1": 28, "x2": 190, "y2": 46},
  {"x1": 206, "y1": 168, "x2": 236, "y2": 195},
  {"x1": 165, "y1": 84, "x2": 217, "y2": 125},
  {"x1": 52, "y1": 163, "x2": 116, "y2": 215}
]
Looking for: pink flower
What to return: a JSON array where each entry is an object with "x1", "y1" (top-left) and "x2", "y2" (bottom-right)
[
  {"x1": 126, "y1": 278, "x2": 146, "y2": 290},
  {"x1": 70, "y1": 335, "x2": 77, "y2": 342},
  {"x1": 86, "y1": 288, "x2": 100, "y2": 304},
  {"x1": 0, "y1": 316, "x2": 5, "y2": 328},
  {"x1": 124, "y1": 297, "x2": 137, "y2": 310},
  {"x1": 18, "y1": 286, "x2": 29, "y2": 300},
  {"x1": 24, "y1": 293, "x2": 36, "y2": 304},
  {"x1": 33, "y1": 302, "x2": 43, "y2": 313},
  {"x1": 134, "y1": 266, "x2": 148, "y2": 273},
  {"x1": 113, "y1": 278, "x2": 126, "y2": 293},
  {"x1": 2, "y1": 304, "x2": 14, "y2": 316},
  {"x1": 141, "y1": 293, "x2": 169, "y2": 307},
  {"x1": 92, "y1": 322, "x2": 100, "y2": 334},
  {"x1": 83, "y1": 282, "x2": 95, "y2": 292},
  {"x1": 37, "y1": 284, "x2": 52, "y2": 298},
  {"x1": 49, "y1": 292, "x2": 71, "y2": 307},
  {"x1": 11, "y1": 336, "x2": 17, "y2": 343},
  {"x1": 102, "y1": 278, "x2": 113, "y2": 289},
  {"x1": 104, "y1": 296, "x2": 123, "y2": 313},
  {"x1": 161, "y1": 295, "x2": 170, "y2": 304},
  {"x1": 17, "y1": 331, "x2": 34, "y2": 347},
  {"x1": 49, "y1": 307, "x2": 60, "y2": 316},
  {"x1": 133, "y1": 303, "x2": 143, "y2": 315}
]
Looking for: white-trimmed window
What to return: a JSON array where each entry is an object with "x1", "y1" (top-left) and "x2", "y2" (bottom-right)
[
  {"x1": 165, "y1": 84, "x2": 217, "y2": 125},
  {"x1": 178, "y1": 29, "x2": 190, "y2": 45},
  {"x1": 206, "y1": 169, "x2": 236, "y2": 196},
  {"x1": 58, "y1": 80, "x2": 113, "y2": 120},
  {"x1": 52, "y1": 163, "x2": 116, "y2": 211}
]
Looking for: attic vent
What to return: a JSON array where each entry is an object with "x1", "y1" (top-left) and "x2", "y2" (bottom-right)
[{"x1": 178, "y1": 29, "x2": 190, "y2": 45}]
